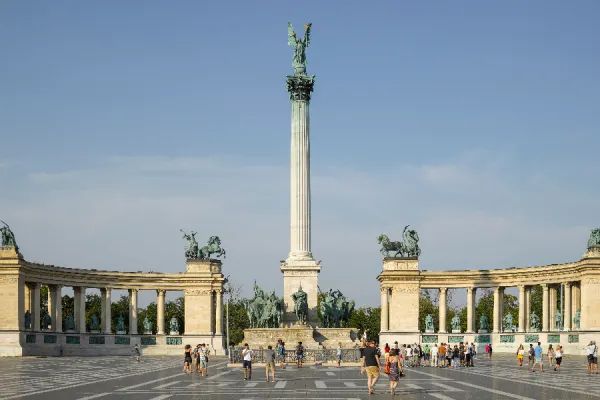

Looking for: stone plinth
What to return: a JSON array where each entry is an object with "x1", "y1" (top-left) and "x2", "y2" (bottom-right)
[
  {"x1": 242, "y1": 326, "x2": 358, "y2": 349},
  {"x1": 280, "y1": 259, "x2": 320, "y2": 326}
]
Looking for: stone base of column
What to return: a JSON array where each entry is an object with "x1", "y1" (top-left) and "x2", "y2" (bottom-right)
[{"x1": 280, "y1": 258, "x2": 321, "y2": 327}]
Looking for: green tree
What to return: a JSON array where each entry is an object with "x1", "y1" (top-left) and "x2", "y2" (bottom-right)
[
  {"x1": 503, "y1": 293, "x2": 519, "y2": 330},
  {"x1": 530, "y1": 285, "x2": 543, "y2": 323},
  {"x1": 348, "y1": 307, "x2": 380, "y2": 340},
  {"x1": 476, "y1": 289, "x2": 494, "y2": 331},
  {"x1": 111, "y1": 295, "x2": 130, "y2": 333},
  {"x1": 227, "y1": 299, "x2": 249, "y2": 346},
  {"x1": 165, "y1": 297, "x2": 184, "y2": 333},
  {"x1": 62, "y1": 295, "x2": 74, "y2": 327},
  {"x1": 419, "y1": 290, "x2": 439, "y2": 332},
  {"x1": 85, "y1": 294, "x2": 102, "y2": 330}
]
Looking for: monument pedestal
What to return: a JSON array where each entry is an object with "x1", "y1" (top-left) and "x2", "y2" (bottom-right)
[
  {"x1": 242, "y1": 326, "x2": 357, "y2": 349},
  {"x1": 280, "y1": 259, "x2": 320, "y2": 326}
]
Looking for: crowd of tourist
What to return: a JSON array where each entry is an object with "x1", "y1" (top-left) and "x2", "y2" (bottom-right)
[{"x1": 177, "y1": 337, "x2": 599, "y2": 395}]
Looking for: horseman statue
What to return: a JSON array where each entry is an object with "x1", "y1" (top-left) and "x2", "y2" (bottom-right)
[
  {"x1": 588, "y1": 228, "x2": 600, "y2": 250},
  {"x1": 244, "y1": 282, "x2": 284, "y2": 328},
  {"x1": 292, "y1": 285, "x2": 309, "y2": 325},
  {"x1": 319, "y1": 288, "x2": 355, "y2": 328},
  {"x1": 378, "y1": 225, "x2": 421, "y2": 258},
  {"x1": 181, "y1": 230, "x2": 226, "y2": 260}
]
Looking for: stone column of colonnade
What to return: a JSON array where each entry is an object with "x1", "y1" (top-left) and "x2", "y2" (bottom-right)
[
  {"x1": 492, "y1": 287, "x2": 504, "y2": 333},
  {"x1": 466, "y1": 287, "x2": 476, "y2": 332},
  {"x1": 215, "y1": 289, "x2": 223, "y2": 335},
  {"x1": 518, "y1": 285, "x2": 526, "y2": 332},
  {"x1": 542, "y1": 284, "x2": 549, "y2": 331},
  {"x1": 564, "y1": 282, "x2": 572, "y2": 331},
  {"x1": 129, "y1": 289, "x2": 138, "y2": 335},
  {"x1": 524, "y1": 286, "x2": 531, "y2": 332},
  {"x1": 101, "y1": 288, "x2": 111, "y2": 334},
  {"x1": 438, "y1": 288, "x2": 447, "y2": 333},
  {"x1": 157, "y1": 289, "x2": 166, "y2": 335},
  {"x1": 49, "y1": 285, "x2": 62, "y2": 332},
  {"x1": 31, "y1": 283, "x2": 41, "y2": 331},
  {"x1": 74, "y1": 287, "x2": 86, "y2": 333}
]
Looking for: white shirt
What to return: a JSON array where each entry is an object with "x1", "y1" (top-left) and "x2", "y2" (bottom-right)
[
  {"x1": 555, "y1": 349, "x2": 562, "y2": 358},
  {"x1": 431, "y1": 346, "x2": 438, "y2": 356},
  {"x1": 406, "y1": 348, "x2": 413, "y2": 357},
  {"x1": 242, "y1": 348, "x2": 253, "y2": 361}
]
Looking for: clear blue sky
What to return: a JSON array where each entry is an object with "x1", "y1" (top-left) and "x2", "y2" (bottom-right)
[{"x1": 1, "y1": 1, "x2": 599, "y2": 306}]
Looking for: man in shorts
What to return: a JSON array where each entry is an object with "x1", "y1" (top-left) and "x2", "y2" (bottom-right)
[
  {"x1": 531, "y1": 342, "x2": 544, "y2": 373},
  {"x1": 361, "y1": 340, "x2": 381, "y2": 395},
  {"x1": 264, "y1": 345, "x2": 276, "y2": 382},
  {"x1": 242, "y1": 343, "x2": 253, "y2": 380}
]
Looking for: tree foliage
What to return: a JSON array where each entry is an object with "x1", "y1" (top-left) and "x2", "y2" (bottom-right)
[{"x1": 348, "y1": 307, "x2": 380, "y2": 341}]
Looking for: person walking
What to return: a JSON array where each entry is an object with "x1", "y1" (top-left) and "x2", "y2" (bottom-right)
[
  {"x1": 430, "y1": 343, "x2": 438, "y2": 367},
  {"x1": 361, "y1": 340, "x2": 381, "y2": 395},
  {"x1": 531, "y1": 342, "x2": 544, "y2": 373},
  {"x1": 547, "y1": 344, "x2": 555, "y2": 368},
  {"x1": 384, "y1": 343, "x2": 390, "y2": 361},
  {"x1": 183, "y1": 344, "x2": 193, "y2": 374},
  {"x1": 242, "y1": 343, "x2": 253, "y2": 380},
  {"x1": 336, "y1": 342, "x2": 343, "y2": 367},
  {"x1": 198, "y1": 344, "x2": 208, "y2": 376},
  {"x1": 587, "y1": 341, "x2": 598, "y2": 374},
  {"x1": 386, "y1": 348, "x2": 402, "y2": 396},
  {"x1": 516, "y1": 344, "x2": 525, "y2": 367},
  {"x1": 554, "y1": 345, "x2": 563, "y2": 372},
  {"x1": 488, "y1": 343, "x2": 493, "y2": 359},
  {"x1": 276, "y1": 340, "x2": 286, "y2": 369},
  {"x1": 133, "y1": 344, "x2": 141, "y2": 362},
  {"x1": 295, "y1": 341, "x2": 305, "y2": 368},
  {"x1": 264, "y1": 345, "x2": 276, "y2": 382},
  {"x1": 528, "y1": 344, "x2": 535, "y2": 369}
]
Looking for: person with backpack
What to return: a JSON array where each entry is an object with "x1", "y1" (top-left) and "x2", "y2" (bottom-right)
[
  {"x1": 276, "y1": 339, "x2": 286, "y2": 369},
  {"x1": 295, "y1": 341, "x2": 305, "y2": 368},
  {"x1": 528, "y1": 344, "x2": 535, "y2": 369},
  {"x1": 242, "y1": 343, "x2": 253, "y2": 380}
]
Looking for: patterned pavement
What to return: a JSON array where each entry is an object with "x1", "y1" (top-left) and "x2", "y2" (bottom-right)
[{"x1": 0, "y1": 354, "x2": 598, "y2": 399}]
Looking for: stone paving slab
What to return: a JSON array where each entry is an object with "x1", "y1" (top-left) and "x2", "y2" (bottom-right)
[{"x1": 0, "y1": 354, "x2": 598, "y2": 399}]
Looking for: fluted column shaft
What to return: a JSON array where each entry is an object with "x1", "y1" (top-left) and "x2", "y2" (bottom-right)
[
  {"x1": 289, "y1": 98, "x2": 312, "y2": 260},
  {"x1": 101, "y1": 288, "x2": 112, "y2": 334},
  {"x1": 466, "y1": 287, "x2": 475, "y2": 333},
  {"x1": 73, "y1": 287, "x2": 86, "y2": 333},
  {"x1": 439, "y1": 288, "x2": 447, "y2": 333},
  {"x1": 157, "y1": 290, "x2": 166, "y2": 335},
  {"x1": 525, "y1": 286, "x2": 531, "y2": 332},
  {"x1": 380, "y1": 288, "x2": 389, "y2": 332},
  {"x1": 549, "y1": 285, "x2": 557, "y2": 331},
  {"x1": 518, "y1": 285, "x2": 526, "y2": 332},
  {"x1": 129, "y1": 289, "x2": 138, "y2": 335},
  {"x1": 49, "y1": 285, "x2": 62, "y2": 332},
  {"x1": 493, "y1": 287, "x2": 502, "y2": 333},
  {"x1": 564, "y1": 283, "x2": 572, "y2": 331},
  {"x1": 31, "y1": 283, "x2": 41, "y2": 331},
  {"x1": 542, "y1": 284, "x2": 549, "y2": 331},
  {"x1": 215, "y1": 290, "x2": 223, "y2": 335}
]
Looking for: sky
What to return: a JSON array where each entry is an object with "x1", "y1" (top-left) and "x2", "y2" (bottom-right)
[{"x1": 1, "y1": 1, "x2": 599, "y2": 307}]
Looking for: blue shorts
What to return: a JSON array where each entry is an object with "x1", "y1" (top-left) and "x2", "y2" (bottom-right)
[{"x1": 243, "y1": 360, "x2": 252, "y2": 369}]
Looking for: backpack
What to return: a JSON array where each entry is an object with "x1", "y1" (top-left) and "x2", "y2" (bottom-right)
[{"x1": 529, "y1": 347, "x2": 535, "y2": 357}]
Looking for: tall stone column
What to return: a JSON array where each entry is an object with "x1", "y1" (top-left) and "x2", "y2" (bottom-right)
[
  {"x1": 74, "y1": 287, "x2": 86, "y2": 333},
  {"x1": 525, "y1": 286, "x2": 531, "y2": 332},
  {"x1": 564, "y1": 282, "x2": 571, "y2": 331},
  {"x1": 101, "y1": 288, "x2": 112, "y2": 334},
  {"x1": 31, "y1": 283, "x2": 41, "y2": 331},
  {"x1": 439, "y1": 288, "x2": 447, "y2": 333},
  {"x1": 49, "y1": 285, "x2": 62, "y2": 332},
  {"x1": 157, "y1": 289, "x2": 166, "y2": 335},
  {"x1": 549, "y1": 285, "x2": 557, "y2": 331},
  {"x1": 493, "y1": 287, "x2": 502, "y2": 333},
  {"x1": 280, "y1": 70, "x2": 320, "y2": 325},
  {"x1": 215, "y1": 289, "x2": 223, "y2": 335},
  {"x1": 542, "y1": 284, "x2": 549, "y2": 331},
  {"x1": 24, "y1": 283, "x2": 31, "y2": 315},
  {"x1": 380, "y1": 287, "x2": 389, "y2": 332},
  {"x1": 129, "y1": 289, "x2": 138, "y2": 335},
  {"x1": 466, "y1": 287, "x2": 475, "y2": 333},
  {"x1": 518, "y1": 285, "x2": 526, "y2": 333},
  {"x1": 54, "y1": 285, "x2": 62, "y2": 333}
]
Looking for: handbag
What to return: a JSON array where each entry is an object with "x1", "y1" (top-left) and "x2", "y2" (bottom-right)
[{"x1": 384, "y1": 361, "x2": 391, "y2": 375}]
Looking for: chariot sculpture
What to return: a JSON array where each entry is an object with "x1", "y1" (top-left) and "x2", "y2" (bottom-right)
[
  {"x1": 0, "y1": 220, "x2": 18, "y2": 251},
  {"x1": 181, "y1": 230, "x2": 226, "y2": 260},
  {"x1": 378, "y1": 225, "x2": 421, "y2": 258}
]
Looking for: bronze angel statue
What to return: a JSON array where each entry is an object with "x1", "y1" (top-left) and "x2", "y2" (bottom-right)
[{"x1": 288, "y1": 22, "x2": 311, "y2": 74}]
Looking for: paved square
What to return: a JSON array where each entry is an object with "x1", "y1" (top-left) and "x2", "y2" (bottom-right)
[{"x1": 0, "y1": 355, "x2": 599, "y2": 399}]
